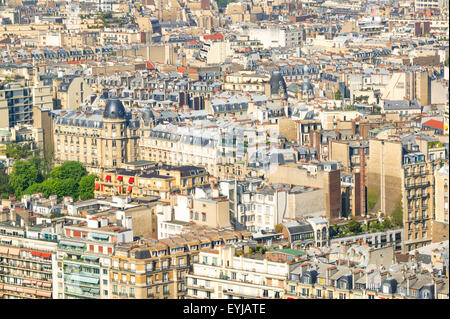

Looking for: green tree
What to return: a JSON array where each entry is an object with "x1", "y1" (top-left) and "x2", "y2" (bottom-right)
[
  {"x1": 5, "y1": 144, "x2": 32, "y2": 160},
  {"x1": 382, "y1": 217, "x2": 392, "y2": 230},
  {"x1": 50, "y1": 161, "x2": 87, "y2": 183},
  {"x1": 274, "y1": 224, "x2": 283, "y2": 233},
  {"x1": 0, "y1": 167, "x2": 13, "y2": 197},
  {"x1": 28, "y1": 156, "x2": 52, "y2": 181},
  {"x1": 335, "y1": 90, "x2": 341, "y2": 100},
  {"x1": 216, "y1": 0, "x2": 235, "y2": 8},
  {"x1": 330, "y1": 224, "x2": 340, "y2": 237},
  {"x1": 24, "y1": 178, "x2": 78, "y2": 199},
  {"x1": 9, "y1": 160, "x2": 40, "y2": 196},
  {"x1": 78, "y1": 174, "x2": 98, "y2": 200},
  {"x1": 347, "y1": 220, "x2": 362, "y2": 234}
]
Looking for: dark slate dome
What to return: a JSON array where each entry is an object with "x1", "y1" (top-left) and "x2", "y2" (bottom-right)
[
  {"x1": 103, "y1": 98, "x2": 126, "y2": 119},
  {"x1": 269, "y1": 71, "x2": 287, "y2": 96}
]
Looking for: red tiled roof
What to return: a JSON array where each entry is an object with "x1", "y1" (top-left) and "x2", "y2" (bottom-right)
[
  {"x1": 423, "y1": 119, "x2": 444, "y2": 130},
  {"x1": 203, "y1": 32, "x2": 224, "y2": 41}
]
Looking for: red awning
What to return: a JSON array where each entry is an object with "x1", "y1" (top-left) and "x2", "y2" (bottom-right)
[
  {"x1": 41, "y1": 253, "x2": 51, "y2": 259},
  {"x1": 117, "y1": 176, "x2": 123, "y2": 181},
  {"x1": 119, "y1": 186, "x2": 122, "y2": 193},
  {"x1": 127, "y1": 186, "x2": 132, "y2": 193},
  {"x1": 95, "y1": 184, "x2": 100, "y2": 190},
  {"x1": 128, "y1": 177, "x2": 134, "y2": 183},
  {"x1": 105, "y1": 175, "x2": 111, "y2": 181},
  {"x1": 101, "y1": 185, "x2": 104, "y2": 191},
  {"x1": 31, "y1": 251, "x2": 42, "y2": 257}
]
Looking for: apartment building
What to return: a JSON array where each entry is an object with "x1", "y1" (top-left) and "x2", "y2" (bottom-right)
[
  {"x1": 381, "y1": 71, "x2": 431, "y2": 106},
  {"x1": 415, "y1": 0, "x2": 441, "y2": 10},
  {"x1": 267, "y1": 162, "x2": 342, "y2": 221},
  {"x1": 110, "y1": 238, "x2": 190, "y2": 299},
  {"x1": 237, "y1": 184, "x2": 326, "y2": 233},
  {"x1": 223, "y1": 71, "x2": 270, "y2": 94},
  {"x1": 0, "y1": 222, "x2": 58, "y2": 299},
  {"x1": 0, "y1": 81, "x2": 33, "y2": 128},
  {"x1": 285, "y1": 260, "x2": 443, "y2": 299},
  {"x1": 186, "y1": 246, "x2": 289, "y2": 299},
  {"x1": 401, "y1": 139, "x2": 447, "y2": 252},
  {"x1": 53, "y1": 98, "x2": 140, "y2": 174},
  {"x1": 367, "y1": 139, "x2": 405, "y2": 216},
  {"x1": 94, "y1": 165, "x2": 209, "y2": 201},
  {"x1": 139, "y1": 124, "x2": 219, "y2": 176},
  {"x1": 54, "y1": 75, "x2": 93, "y2": 111},
  {"x1": 329, "y1": 140, "x2": 369, "y2": 173},
  {"x1": 140, "y1": 123, "x2": 249, "y2": 179},
  {"x1": 56, "y1": 217, "x2": 133, "y2": 299},
  {"x1": 169, "y1": 194, "x2": 231, "y2": 229},
  {"x1": 432, "y1": 165, "x2": 449, "y2": 243}
]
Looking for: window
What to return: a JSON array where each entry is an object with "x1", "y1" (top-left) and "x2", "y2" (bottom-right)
[
  {"x1": 130, "y1": 288, "x2": 135, "y2": 297},
  {"x1": 328, "y1": 291, "x2": 333, "y2": 299},
  {"x1": 263, "y1": 290, "x2": 268, "y2": 297},
  {"x1": 316, "y1": 289, "x2": 322, "y2": 297}
]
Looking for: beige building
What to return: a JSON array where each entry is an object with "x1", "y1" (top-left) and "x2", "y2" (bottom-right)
[
  {"x1": 54, "y1": 76, "x2": 93, "y2": 111},
  {"x1": 110, "y1": 238, "x2": 191, "y2": 299},
  {"x1": 381, "y1": 71, "x2": 431, "y2": 106},
  {"x1": 191, "y1": 196, "x2": 231, "y2": 229},
  {"x1": 267, "y1": 162, "x2": 342, "y2": 221},
  {"x1": 0, "y1": 223, "x2": 58, "y2": 299},
  {"x1": 432, "y1": 165, "x2": 449, "y2": 243},
  {"x1": 53, "y1": 98, "x2": 140, "y2": 174},
  {"x1": 223, "y1": 71, "x2": 270, "y2": 94},
  {"x1": 95, "y1": 165, "x2": 210, "y2": 201},
  {"x1": 367, "y1": 139, "x2": 404, "y2": 215},
  {"x1": 186, "y1": 246, "x2": 288, "y2": 299}
]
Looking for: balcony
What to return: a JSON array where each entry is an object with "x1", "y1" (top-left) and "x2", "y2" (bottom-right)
[
  {"x1": 186, "y1": 284, "x2": 214, "y2": 292},
  {"x1": 64, "y1": 288, "x2": 100, "y2": 298},
  {"x1": 405, "y1": 181, "x2": 430, "y2": 189}
]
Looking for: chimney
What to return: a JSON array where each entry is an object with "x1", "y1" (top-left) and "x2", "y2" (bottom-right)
[
  {"x1": 326, "y1": 266, "x2": 338, "y2": 283},
  {"x1": 407, "y1": 274, "x2": 416, "y2": 293}
]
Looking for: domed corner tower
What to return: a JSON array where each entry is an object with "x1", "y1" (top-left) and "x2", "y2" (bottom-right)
[
  {"x1": 103, "y1": 98, "x2": 128, "y2": 168},
  {"x1": 268, "y1": 71, "x2": 288, "y2": 101}
]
